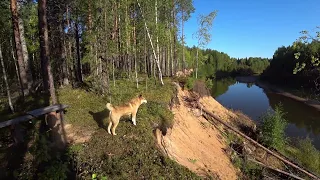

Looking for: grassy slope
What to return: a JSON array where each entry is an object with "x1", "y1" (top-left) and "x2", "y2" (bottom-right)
[{"x1": 59, "y1": 78, "x2": 201, "y2": 179}]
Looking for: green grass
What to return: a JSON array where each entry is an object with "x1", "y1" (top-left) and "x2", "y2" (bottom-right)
[
  {"x1": 283, "y1": 138, "x2": 320, "y2": 177},
  {"x1": 223, "y1": 131, "x2": 263, "y2": 179},
  {"x1": 258, "y1": 104, "x2": 320, "y2": 177},
  {"x1": 59, "y1": 78, "x2": 201, "y2": 179}
]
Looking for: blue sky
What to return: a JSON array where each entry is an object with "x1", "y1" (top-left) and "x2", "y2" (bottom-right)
[{"x1": 184, "y1": 0, "x2": 320, "y2": 59}]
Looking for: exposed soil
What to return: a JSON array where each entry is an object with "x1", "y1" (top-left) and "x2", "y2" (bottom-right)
[
  {"x1": 64, "y1": 123, "x2": 94, "y2": 144},
  {"x1": 156, "y1": 84, "x2": 239, "y2": 180}
]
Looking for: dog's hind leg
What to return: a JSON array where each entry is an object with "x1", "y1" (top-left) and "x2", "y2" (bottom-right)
[
  {"x1": 111, "y1": 119, "x2": 119, "y2": 135},
  {"x1": 107, "y1": 121, "x2": 112, "y2": 134}
]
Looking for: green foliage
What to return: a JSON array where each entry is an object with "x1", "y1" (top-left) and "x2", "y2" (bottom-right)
[
  {"x1": 294, "y1": 138, "x2": 320, "y2": 175},
  {"x1": 260, "y1": 104, "x2": 287, "y2": 151},
  {"x1": 205, "y1": 78, "x2": 213, "y2": 89},
  {"x1": 186, "y1": 77, "x2": 195, "y2": 89},
  {"x1": 37, "y1": 160, "x2": 69, "y2": 180},
  {"x1": 262, "y1": 27, "x2": 320, "y2": 93},
  {"x1": 194, "y1": 11, "x2": 218, "y2": 49},
  {"x1": 293, "y1": 27, "x2": 320, "y2": 72}
]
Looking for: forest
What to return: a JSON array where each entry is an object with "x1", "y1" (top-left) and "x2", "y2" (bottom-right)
[
  {"x1": 0, "y1": 0, "x2": 271, "y2": 109},
  {"x1": 1, "y1": 0, "x2": 318, "y2": 179}
]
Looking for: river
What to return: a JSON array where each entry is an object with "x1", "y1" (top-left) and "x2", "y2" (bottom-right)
[{"x1": 211, "y1": 77, "x2": 320, "y2": 150}]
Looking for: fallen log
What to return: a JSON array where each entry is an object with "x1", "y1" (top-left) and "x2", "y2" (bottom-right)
[
  {"x1": 198, "y1": 103, "x2": 319, "y2": 180},
  {"x1": 248, "y1": 158, "x2": 304, "y2": 180}
]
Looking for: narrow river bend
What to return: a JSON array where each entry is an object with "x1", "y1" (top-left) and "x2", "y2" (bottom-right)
[{"x1": 211, "y1": 77, "x2": 320, "y2": 150}]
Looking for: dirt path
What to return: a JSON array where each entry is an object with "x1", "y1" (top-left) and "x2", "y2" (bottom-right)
[{"x1": 156, "y1": 85, "x2": 238, "y2": 180}]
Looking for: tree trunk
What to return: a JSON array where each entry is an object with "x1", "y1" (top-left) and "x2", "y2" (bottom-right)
[
  {"x1": 10, "y1": 0, "x2": 29, "y2": 96},
  {"x1": 17, "y1": 2, "x2": 33, "y2": 89},
  {"x1": 144, "y1": 30, "x2": 147, "y2": 74},
  {"x1": 134, "y1": 25, "x2": 138, "y2": 89},
  {"x1": 38, "y1": 0, "x2": 57, "y2": 104},
  {"x1": 38, "y1": 0, "x2": 66, "y2": 150},
  {"x1": 170, "y1": 28, "x2": 173, "y2": 76},
  {"x1": 62, "y1": 39, "x2": 69, "y2": 85},
  {"x1": 112, "y1": 57, "x2": 115, "y2": 87},
  {"x1": 196, "y1": 48, "x2": 198, "y2": 79},
  {"x1": 0, "y1": 44, "x2": 14, "y2": 113},
  {"x1": 182, "y1": 10, "x2": 185, "y2": 72},
  {"x1": 75, "y1": 22, "x2": 82, "y2": 83},
  {"x1": 10, "y1": 39, "x2": 22, "y2": 96},
  {"x1": 172, "y1": 0, "x2": 177, "y2": 75},
  {"x1": 155, "y1": 0, "x2": 160, "y2": 77}
]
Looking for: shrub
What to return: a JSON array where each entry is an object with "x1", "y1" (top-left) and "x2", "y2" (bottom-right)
[
  {"x1": 205, "y1": 78, "x2": 213, "y2": 89},
  {"x1": 295, "y1": 137, "x2": 320, "y2": 175},
  {"x1": 186, "y1": 77, "x2": 195, "y2": 90},
  {"x1": 260, "y1": 104, "x2": 287, "y2": 150}
]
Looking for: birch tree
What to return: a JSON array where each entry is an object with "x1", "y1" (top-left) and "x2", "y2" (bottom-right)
[
  {"x1": 137, "y1": 0, "x2": 164, "y2": 85},
  {"x1": 193, "y1": 11, "x2": 217, "y2": 78},
  {"x1": 0, "y1": 43, "x2": 14, "y2": 113}
]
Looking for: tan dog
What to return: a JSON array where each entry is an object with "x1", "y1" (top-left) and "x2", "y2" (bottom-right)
[{"x1": 106, "y1": 94, "x2": 147, "y2": 135}]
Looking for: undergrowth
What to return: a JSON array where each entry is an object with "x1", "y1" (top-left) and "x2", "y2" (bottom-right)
[
  {"x1": 223, "y1": 131, "x2": 263, "y2": 179},
  {"x1": 258, "y1": 104, "x2": 320, "y2": 177}
]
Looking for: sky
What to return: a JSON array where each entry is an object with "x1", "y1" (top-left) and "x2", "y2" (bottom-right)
[{"x1": 184, "y1": 0, "x2": 320, "y2": 59}]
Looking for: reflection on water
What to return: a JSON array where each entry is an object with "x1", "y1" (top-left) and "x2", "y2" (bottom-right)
[{"x1": 212, "y1": 78, "x2": 320, "y2": 149}]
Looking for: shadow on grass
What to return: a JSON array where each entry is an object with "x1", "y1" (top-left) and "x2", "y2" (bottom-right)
[
  {"x1": 0, "y1": 92, "x2": 48, "y2": 179},
  {"x1": 89, "y1": 109, "x2": 109, "y2": 129}
]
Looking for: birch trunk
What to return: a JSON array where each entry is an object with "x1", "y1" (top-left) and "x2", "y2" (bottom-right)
[
  {"x1": 0, "y1": 44, "x2": 14, "y2": 113},
  {"x1": 143, "y1": 4, "x2": 163, "y2": 82},
  {"x1": 181, "y1": 11, "x2": 185, "y2": 72},
  {"x1": 137, "y1": 1, "x2": 164, "y2": 85},
  {"x1": 75, "y1": 22, "x2": 82, "y2": 82},
  {"x1": 196, "y1": 48, "x2": 198, "y2": 79},
  {"x1": 17, "y1": 2, "x2": 33, "y2": 89}
]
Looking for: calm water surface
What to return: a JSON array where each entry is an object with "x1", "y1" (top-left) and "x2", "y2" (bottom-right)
[{"x1": 211, "y1": 78, "x2": 320, "y2": 149}]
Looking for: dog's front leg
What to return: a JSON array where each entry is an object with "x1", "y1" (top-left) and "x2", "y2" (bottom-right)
[{"x1": 132, "y1": 113, "x2": 137, "y2": 126}]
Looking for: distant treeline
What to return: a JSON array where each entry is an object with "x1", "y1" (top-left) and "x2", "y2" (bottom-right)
[
  {"x1": 184, "y1": 46, "x2": 271, "y2": 78},
  {"x1": 261, "y1": 40, "x2": 320, "y2": 92}
]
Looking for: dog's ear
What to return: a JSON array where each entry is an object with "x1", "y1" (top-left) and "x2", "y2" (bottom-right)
[{"x1": 138, "y1": 94, "x2": 142, "y2": 98}]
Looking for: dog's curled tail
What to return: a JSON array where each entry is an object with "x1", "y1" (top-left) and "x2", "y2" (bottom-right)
[{"x1": 106, "y1": 103, "x2": 114, "y2": 111}]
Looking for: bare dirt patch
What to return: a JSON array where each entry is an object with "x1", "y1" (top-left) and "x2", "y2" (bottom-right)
[
  {"x1": 156, "y1": 85, "x2": 239, "y2": 180},
  {"x1": 64, "y1": 123, "x2": 94, "y2": 144}
]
